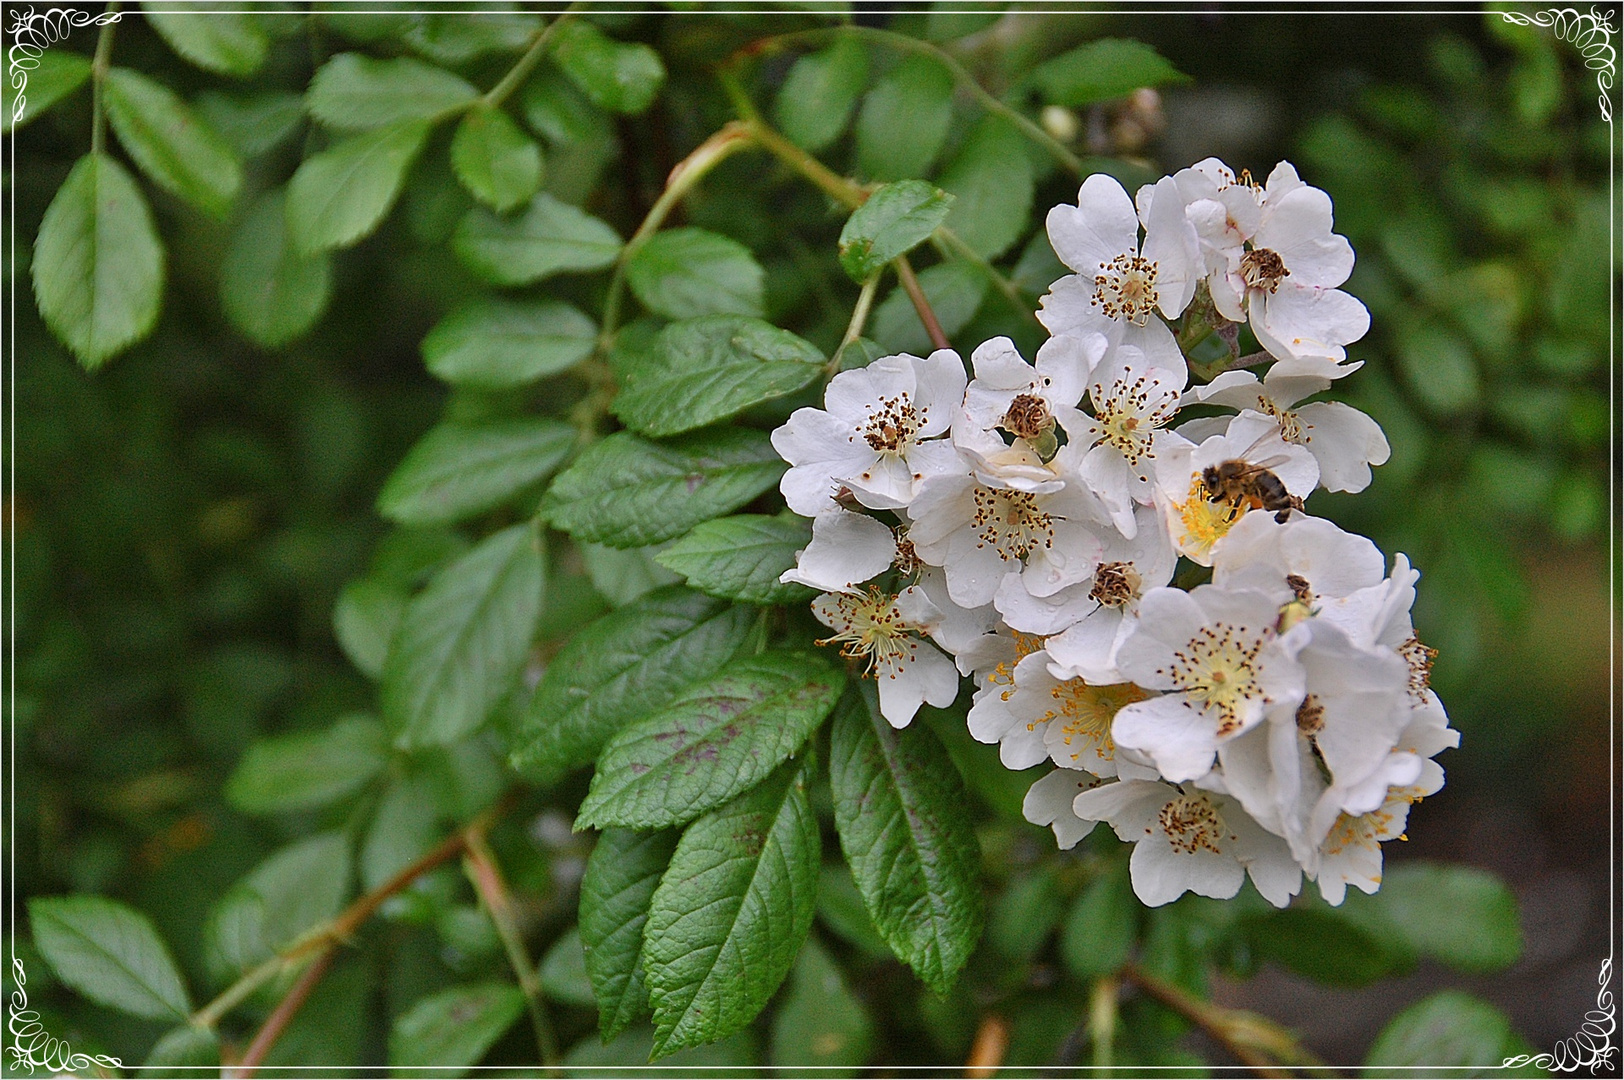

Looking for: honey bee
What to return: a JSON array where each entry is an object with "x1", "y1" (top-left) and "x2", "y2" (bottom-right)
[{"x1": 1201, "y1": 441, "x2": 1304, "y2": 524}]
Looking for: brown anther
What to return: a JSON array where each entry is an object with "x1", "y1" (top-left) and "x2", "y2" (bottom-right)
[
  {"x1": 1090, "y1": 561, "x2": 1143, "y2": 608},
  {"x1": 1285, "y1": 574, "x2": 1313, "y2": 604},
  {"x1": 1000, "y1": 393, "x2": 1053, "y2": 441},
  {"x1": 1295, "y1": 693, "x2": 1325, "y2": 736},
  {"x1": 1240, "y1": 248, "x2": 1289, "y2": 293}
]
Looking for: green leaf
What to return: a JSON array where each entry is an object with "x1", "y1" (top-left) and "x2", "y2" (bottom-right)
[
  {"x1": 362, "y1": 774, "x2": 441, "y2": 892},
  {"x1": 580, "y1": 827, "x2": 679, "y2": 1040},
  {"x1": 644, "y1": 762, "x2": 820, "y2": 1058},
  {"x1": 577, "y1": 651, "x2": 843, "y2": 830},
  {"x1": 226, "y1": 714, "x2": 388, "y2": 815},
  {"x1": 522, "y1": 65, "x2": 611, "y2": 145},
  {"x1": 1370, "y1": 862, "x2": 1522, "y2": 973},
  {"x1": 32, "y1": 154, "x2": 164, "y2": 369},
  {"x1": 143, "y1": 3, "x2": 268, "y2": 77},
  {"x1": 3, "y1": 49, "x2": 91, "y2": 133},
  {"x1": 405, "y1": 12, "x2": 540, "y2": 65},
  {"x1": 453, "y1": 192, "x2": 622, "y2": 286},
  {"x1": 141, "y1": 1026, "x2": 220, "y2": 1074},
  {"x1": 378, "y1": 419, "x2": 576, "y2": 526},
  {"x1": 510, "y1": 586, "x2": 755, "y2": 779},
  {"x1": 286, "y1": 120, "x2": 433, "y2": 255},
  {"x1": 612, "y1": 316, "x2": 823, "y2": 438},
  {"x1": 938, "y1": 115, "x2": 1034, "y2": 259},
  {"x1": 221, "y1": 189, "x2": 333, "y2": 348},
  {"x1": 654, "y1": 514, "x2": 813, "y2": 605},
  {"x1": 925, "y1": 4, "x2": 1006, "y2": 42},
  {"x1": 770, "y1": 937, "x2": 875, "y2": 1075},
  {"x1": 334, "y1": 579, "x2": 408, "y2": 679},
  {"x1": 390, "y1": 983, "x2": 526, "y2": 1079},
  {"x1": 423, "y1": 297, "x2": 597, "y2": 388},
  {"x1": 582, "y1": 542, "x2": 682, "y2": 607},
  {"x1": 540, "y1": 928, "x2": 597, "y2": 1007},
  {"x1": 542, "y1": 428, "x2": 785, "y2": 549},
  {"x1": 1031, "y1": 38, "x2": 1189, "y2": 107},
  {"x1": 29, "y1": 896, "x2": 191, "y2": 1021},
  {"x1": 381, "y1": 521, "x2": 547, "y2": 748},
  {"x1": 626, "y1": 228, "x2": 766, "y2": 320},
  {"x1": 855, "y1": 54, "x2": 954, "y2": 181},
  {"x1": 816, "y1": 864, "x2": 890, "y2": 957},
  {"x1": 206, "y1": 832, "x2": 352, "y2": 977},
  {"x1": 103, "y1": 67, "x2": 242, "y2": 218},
  {"x1": 452, "y1": 104, "x2": 545, "y2": 212},
  {"x1": 196, "y1": 91, "x2": 305, "y2": 158},
  {"x1": 989, "y1": 871, "x2": 1062, "y2": 962},
  {"x1": 776, "y1": 37, "x2": 870, "y2": 152},
  {"x1": 838, "y1": 180, "x2": 955, "y2": 282},
  {"x1": 1239, "y1": 906, "x2": 1414, "y2": 986},
  {"x1": 307, "y1": 52, "x2": 479, "y2": 131},
  {"x1": 871, "y1": 260, "x2": 989, "y2": 355},
  {"x1": 1061, "y1": 867, "x2": 1136, "y2": 978},
  {"x1": 828, "y1": 689, "x2": 984, "y2": 995},
  {"x1": 1363, "y1": 991, "x2": 1525, "y2": 1078},
  {"x1": 551, "y1": 21, "x2": 666, "y2": 115}
]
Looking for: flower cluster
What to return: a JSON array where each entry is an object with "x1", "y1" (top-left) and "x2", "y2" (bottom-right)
[{"x1": 773, "y1": 159, "x2": 1455, "y2": 909}]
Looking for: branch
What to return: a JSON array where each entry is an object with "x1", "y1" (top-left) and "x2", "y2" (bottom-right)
[
  {"x1": 464, "y1": 829, "x2": 559, "y2": 1071},
  {"x1": 894, "y1": 254, "x2": 950, "y2": 351},
  {"x1": 482, "y1": 5, "x2": 581, "y2": 110},
  {"x1": 965, "y1": 1013, "x2": 1010, "y2": 1078},
  {"x1": 89, "y1": 4, "x2": 120, "y2": 157},
  {"x1": 1123, "y1": 964, "x2": 1306, "y2": 1078},
  {"x1": 227, "y1": 949, "x2": 335, "y2": 1079}
]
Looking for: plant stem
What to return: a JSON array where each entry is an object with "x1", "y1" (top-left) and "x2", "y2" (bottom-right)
[
  {"x1": 464, "y1": 829, "x2": 560, "y2": 1071},
  {"x1": 828, "y1": 271, "x2": 882, "y2": 375},
  {"x1": 1123, "y1": 964, "x2": 1313, "y2": 1079},
  {"x1": 965, "y1": 1013, "x2": 1010, "y2": 1078},
  {"x1": 1089, "y1": 974, "x2": 1119, "y2": 1075},
  {"x1": 894, "y1": 253, "x2": 950, "y2": 350},
  {"x1": 932, "y1": 229, "x2": 1042, "y2": 329},
  {"x1": 482, "y1": 4, "x2": 580, "y2": 109},
  {"x1": 733, "y1": 25, "x2": 1083, "y2": 177},
  {"x1": 227, "y1": 948, "x2": 335, "y2": 1079},
  {"x1": 1188, "y1": 349, "x2": 1273, "y2": 385},
  {"x1": 89, "y1": 4, "x2": 120, "y2": 157},
  {"x1": 740, "y1": 117, "x2": 868, "y2": 210}
]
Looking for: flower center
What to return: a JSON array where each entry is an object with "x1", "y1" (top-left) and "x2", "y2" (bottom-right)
[
  {"x1": 1090, "y1": 560, "x2": 1143, "y2": 608},
  {"x1": 1000, "y1": 393, "x2": 1054, "y2": 441},
  {"x1": 1177, "y1": 475, "x2": 1247, "y2": 558},
  {"x1": 971, "y1": 487, "x2": 1054, "y2": 562},
  {"x1": 986, "y1": 631, "x2": 1046, "y2": 701},
  {"x1": 1158, "y1": 793, "x2": 1232, "y2": 855},
  {"x1": 1093, "y1": 252, "x2": 1160, "y2": 325},
  {"x1": 1295, "y1": 693, "x2": 1325, "y2": 736},
  {"x1": 816, "y1": 588, "x2": 924, "y2": 679},
  {"x1": 1161, "y1": 621, "x2": 1267, "y2": 735},
  {"x1": 1042, "y1": 680, "x2": 1148, "y2": 766},
  {"x1": 892, "y1": 531, "x2": 921, "y2": 576},
  {"x1": 1089, "y1": 374, "x2": 1176, "y2": 467},
  {"x1": 1399, "y1": 634, "x2": 1438, "y2": 701},
  {"x1": 1240, "y1": 247, "x2": 1289, "y2": 293},
  {"x1": 860, "y1": 394, "x2": 923, "y2": 454}
]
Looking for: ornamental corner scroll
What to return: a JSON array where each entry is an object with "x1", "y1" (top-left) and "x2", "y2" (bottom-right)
[
  {"x1": 1501, "y1": 956, "x2": 1617, "y2": 1074},
  {"x1": 6, "y1": 5, "x2": 124, "y2": 128},
  {"x1": 1500, "y1": 6, "x2": 1619, "y2": 122},
  {"x1": 7, "y1": 957, "x2": 125, "y2": 1074}
]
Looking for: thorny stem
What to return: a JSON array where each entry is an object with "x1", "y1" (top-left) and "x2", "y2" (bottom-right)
[
  {"x1": 732, "y1": 25, "x2": 1084, "y2": 177},
  {"x1": 1123, "y1": 964, "x2": 1328, "y2": 1079},
  {"x1": 1089, "y1": 974, "x2": 1120, "y2": 1075},
  {"x1": 227, "y1": 948, "x2": 335, "y2": 1079},
  {"x1": 482, "y1": 5, "x2": 580, "y2": 110},
  {"x1": 89, "y1": 4, "x2": 120, "y2": 157},
  {"x1": 465, "y1": 830, "x2": 560, "y2": 1071},
  {"x1": 828, "y1": 271, "x2": 882, "y2": 375},
  {"x1": 894, "y1": 253, "x2": 951, "y2": 350}
]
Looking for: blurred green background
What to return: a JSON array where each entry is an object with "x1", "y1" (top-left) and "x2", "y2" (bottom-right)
[{"x1": 6, "y1": 5, "x2": 1613, "y2": 1070}]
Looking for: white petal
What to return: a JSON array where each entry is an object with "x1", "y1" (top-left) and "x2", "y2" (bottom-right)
[
  {"x1": 1112, "y1": 694, "x2": 1219, "y2": 781},
  {"x1": 1130, "y1": 833, "x2": 1244, "y2": 906},
  {"x1": 1254, "y1": 184, "x2": 1352, "y2": 288},
  {"x1": 1141, "y1": 174, "x2": 1203, "y2": 318},
  {"x1": 1048, "y1": 174, "x2": 1140, "y2": 273},
  {"x1": 781, "y1": 510, "x2": 897, "y2": 592},
  {"x1": 876, "y1": 640, "x2": 960, "y2": 728},
  {"x1": 1023, "y1": 769, "x2": 1103, "y2": 849},
  {"x1": 1253, "y1": 285, "x2": 1370, "y2": 362},
  {"x1": 1297, "y1": 401, "x2": 1390, "y2": 493}
]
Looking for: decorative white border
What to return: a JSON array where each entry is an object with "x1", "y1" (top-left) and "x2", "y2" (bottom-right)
[
  {"x1": 6, "y1": 958, "x2": 122, "y2": 1075},
  {"x1": 5, "y1": 5, "x2": 124, "y2": 128},
  {"x1": 1499, "y1": 5, "x2": 1618, "y2": 121},
  {"x1": 1501, "y1": 958, "x2": 1617, "y2": 1074}
]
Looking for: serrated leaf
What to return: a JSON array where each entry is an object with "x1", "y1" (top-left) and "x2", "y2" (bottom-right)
[
  {"x1": 838, "y1": 180, "x2": 954, "y2": 282},
  {"x1": 539, "y1": 928, "x2": 597, "y2": 1007},
  {"x1": 776, "y1": 37, "x2": 869, "y2": 152},
  {"x1": 362, "y1": 774, "x2": 441, "y2": 892},
  {"x1": 644, "y1": 762, "x2": 819, "y2": 1058},
  {"x1": 196, "y1": 91, "x2": 304, "y2": 158},
  {"x1": 543, "y1": 428, "x2": 785, "y2": 549},
  {"x1": 381, "y1": 521, "x2": 546, "y2": 748},
  {"x1": 625, "y1": 228, "x2": 765, "y2": 320},
  {"x1": 405, "y1": 12, "x2": 540, "y2": 65},
  {"x1": 511, "y1": 586, "x2": 754, "y2": 778},
  {"x1": 1031, "y1": 38, "x2": 1189, "y2": 107},
  {"x1": 938, "y1": 115, "x2": 1033, "y2": 259},
  {"x1": 613, "y1": 316, "x2": 823, "y2": 437},
  {"x1": 423, "y1": 297, "x2": 596, "y2": 388},
  {"x1": 390, "y1": 983, "x2": 526, "y2": 1078},
  {"x1": 828, "y1": 688, "x2": 983, "y2": 995},
  {"x1": 769, "y1": 937, "x2": 874, "y2": 1074},
  {"x1": 1363, "y1": 991, "x2": 1524, "y2": 1078},
  {"x1": 452, "y1": 104, "x2": 545, "y2": 212},
  {"x1": 3, "y1": 49, "x2": 90, "y2": 133},
  {"x1": 551, "y1": 21, "x2": 665, "y2": 115},
  {"x1": 655, "y1": 514, "x2": 813, "y2": 605},
  {"x1": 222, "y1": 189, "x2": 332, "y2": 348},
  {"x1": 307, "y1": 52, "x2": 478, "y2": 131},
  {"x1": 1060, "y1": 866, "x2": 1136, "y2": 978},
  {"x1": 855, "y1": 54, "x2": 954, "y2": 181},
  {"x1": 577, "y1": 651, "x2": 843, "y2": 830},
  {"x1": 226, "y1": 714, "x2": 388, "y2": 815},
  {"x1": 334, "y1": 579, "x2": 408, "y2": 679},
  {"x1": 143, "y1": 3, "x2": 268, "y2": 77},
  {"x1": 32, "y1": 154, "x2": 164, "y2": 368},
  {"x1": 378, "y1": 419, "x2": 576, "y2": 526},
  {"x1": 206, "y1": 832, "x2": 352, "y2": 977},
  {"x1": 141, "y1": 1025, "x2": 220, "y2": 1074},
  {"x1": 30, "y1": 896, "x2": 191, "y2": 1021},
  {"x1": 581, "y1": 542, "x2": 681, "y2": 607},
  {"x1": 1368, "y1": 862, "x2": 1522, "y2": 973},
  {"x1": 871, "y1": 260, "x2": 988, "y2": 355},
  {"x1": 453, "y1": 192, "x2": 621, "y2": 286},
  {"x1": 103, "y1": 67, "x2": 241, "y2": 218},
  {"x1": 580, "y1": 828, "x2": 679, "y2": 1040},
  {"x1": 287, "y1": 120, "x2": 432, "y2": 254}
]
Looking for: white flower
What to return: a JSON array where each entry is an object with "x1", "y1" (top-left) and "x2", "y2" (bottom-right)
[
  {"x1": 780, "y1": 509, "x2": 898, "y2": 593},
  {"x1": 1111, "y1": 585, "x2": 1306, "y2": 782},
  {"x1": 772, "y1": 350, "x2": 967, "y2": 516},
  {"x1": 1072, "y1": 779, "x2": 1302, "y2": 907},
  {"x1": 812, "y1": 586, "x2": 959, "y2": 727},
  {"x1": 1137, "y1": 157, "x2": 1261, "y2": 280},
  {"x1": 1209, "y1": 511, "x2": 1387, "y2": 607},
  {"x1": 953, "y1": 334, "x2": 1106, "y2": 493},
  {"x1": 1312, "y1": 760, "x2": 1444, "y2": 905},
  {"x1": 1067, "y1": 344, "x2": 1186, "y2": 539},
  {"x1": 914, "y1": 564, "x2": 1001, "y2": 670},
  {"x1": 1208, "y1": 163, "x2": 1370, "y2": 363},
  {"x1": 906, "y1": 472, "x2": 1104, "y2": 609},
  {"x1": 1181, "y1": 363, "x2": 1389, "y2": 493},
  {"x1": 1023, "y1": 767, "x2": 1104, "y2": 850}
]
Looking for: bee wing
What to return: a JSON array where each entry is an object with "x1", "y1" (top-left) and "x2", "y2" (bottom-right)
[
  {"x1": 1235, "y1": 428, "x2": 1293, "y2": 468},
  {"x1": 1248, "y1": 452, "x2": 1295, "y2": 472}
]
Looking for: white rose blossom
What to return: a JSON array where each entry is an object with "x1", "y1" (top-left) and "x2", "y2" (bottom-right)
[{"x1": 811, "y1": 585, "x2": 960, "y2": 728}]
